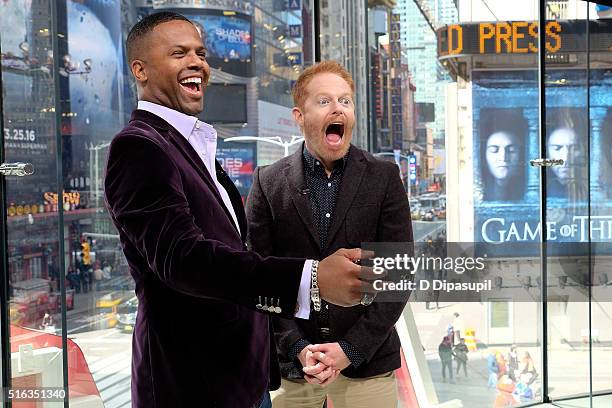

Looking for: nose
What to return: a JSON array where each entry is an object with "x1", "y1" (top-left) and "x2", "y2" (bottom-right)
[
  {"x1": 330, "y1": 100, "x2": 345, "y2": 115},
  {"x1": 500, "y1": 148, "x2": 508, "y2": 163},
  {"x1": 558, "y1": 146, "x2": 569, "y2": 163}
]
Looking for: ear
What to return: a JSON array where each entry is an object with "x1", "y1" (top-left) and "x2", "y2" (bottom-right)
[
  {"x1": 292, "y1": 106, "x2": 304, "y2": 130},
  {"x1": 131, "y1": 59, "x2": 147, "y2": 84}
]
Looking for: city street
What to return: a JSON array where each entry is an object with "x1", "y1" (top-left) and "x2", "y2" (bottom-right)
[
  {"x1": 413, "y1": 220, "x2": 446, "y2": 242},
  {"x1": 71, "y1": 328, "x2": 132, "y2": 408}
]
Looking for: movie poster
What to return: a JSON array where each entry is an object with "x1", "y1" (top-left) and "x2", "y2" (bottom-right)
[{"x1": 473, "y1": 69, "x2": 612, "y2": 248}]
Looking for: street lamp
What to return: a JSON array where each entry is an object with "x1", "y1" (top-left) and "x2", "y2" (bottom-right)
[
  {"x1": 59, "y1": 55, "x2": 92, "y2": 77},
  {"x1": 223, "y1": 135, "x2": 304, "y2": 157}
]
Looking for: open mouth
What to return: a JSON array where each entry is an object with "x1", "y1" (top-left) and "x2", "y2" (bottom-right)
[
  {"x1": 179, "y1": 77, "x2": 202, "y2": 96},
  {"x1": 325, "y1": 122, "x2": 345, "y2": 145}
]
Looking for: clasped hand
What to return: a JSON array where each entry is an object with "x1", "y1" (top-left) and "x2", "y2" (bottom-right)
[{"x1": 297, "y1": 343, "x2": 350, "y2": 387}]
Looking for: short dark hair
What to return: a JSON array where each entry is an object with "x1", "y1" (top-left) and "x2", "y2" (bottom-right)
[{"x1": 126, "y1": 11, "x2": 192, "y2": 63}]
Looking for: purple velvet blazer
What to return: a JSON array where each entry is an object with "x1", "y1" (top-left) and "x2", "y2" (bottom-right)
[{"x1": 104, "y1": 110, "x2": 304, "y2": 408}]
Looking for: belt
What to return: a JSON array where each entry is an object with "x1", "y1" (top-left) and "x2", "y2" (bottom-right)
[{"x1": 319, "y1": 327, "x2": 330, "y2": 340}]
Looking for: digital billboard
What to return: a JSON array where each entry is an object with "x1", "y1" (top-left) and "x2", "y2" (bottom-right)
[
  {"x1": 184, "y1": 11, "x2": 254, "y2": 77},
  {"x1": 199, "y1": 83, "x2": 247, "y2": 124},
  {"x1": 217, "y1": 141, "x2": 256, "y2": 198}
]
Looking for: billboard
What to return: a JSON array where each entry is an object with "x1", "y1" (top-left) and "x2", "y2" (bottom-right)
[
  {"x1": 185, "y1": 11, "x2": 253, "y2": 77},
  {"x1": 472, "y1": 69, "x2": 612, "y2": 247},
  {"x1": 199, "y1": 83, "x2": 247, "y2": 124},
  {"x1": 217, "y1": 141, "x2": 256, "y2": 198},
  {"x1": 66, "y1": 0, "x2": 127, "y2": 137}
]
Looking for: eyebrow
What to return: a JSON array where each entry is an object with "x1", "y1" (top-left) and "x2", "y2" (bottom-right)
[
  {"x1": 168, "y1": 44, "x2": 207, "y2": 52},
  {"x1": 314, "y1": 93, "x2": 353, "y2": 99}
]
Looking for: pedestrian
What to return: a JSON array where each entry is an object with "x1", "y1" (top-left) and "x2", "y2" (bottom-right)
[
  {"x1": 487, "y1": 351, "x2": 499, "y2": 388},
  {"x1": 93, "y1": 260, "x2": 104, "y2": 291},
  {"x1": 521, "y1": 351, "x2": 538, "y2": 385},
  {"x1": 494, "y1": 374, "x2": 516, "y2": 408},
  {"x1": 507, "y1": 344, "x2": 519, "y2": 381},
  {"x1": 66, "y1": 266, "x2": 80, "y2": 293},
  {"x1": 102, "y1": 261, "x2": 112, "y2": 280},
  {"x1": 438, "y1": 336, "x2": 454, "y2": 382},
  {"x1": 453, "y1": 338, "x2": 469, "y2": 377},
  {"x1": 452, "y1": 312, "x2": 464, "y2": 344},
  {"x1": 496, "y1": 351, "x2": 508, "y2": 377}
]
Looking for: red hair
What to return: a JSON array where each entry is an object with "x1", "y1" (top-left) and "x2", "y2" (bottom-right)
[{"x1": 292, "y1": 60, "x2": 355, "y2": 108}]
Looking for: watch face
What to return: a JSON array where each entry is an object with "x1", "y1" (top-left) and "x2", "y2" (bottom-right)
[{"x1": 360, "y1": 293, "x2": 376, "y2": 306}]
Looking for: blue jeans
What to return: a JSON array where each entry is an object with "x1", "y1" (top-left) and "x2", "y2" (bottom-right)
[{"x1": 257, "y1": 391, "x2": 272, "y2": 408}]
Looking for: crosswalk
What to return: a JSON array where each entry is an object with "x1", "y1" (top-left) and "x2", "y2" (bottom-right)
[
  {"x1": 73, "y1": 329, "x2": 132, "y2": 407},
  {"x1": 87, "y1": 350, "x2": 132, "y2": 407}
]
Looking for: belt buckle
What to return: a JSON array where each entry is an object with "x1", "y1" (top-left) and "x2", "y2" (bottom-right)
[{"x1": 319, "y1": 327, "x2": 330, "y2": 340}]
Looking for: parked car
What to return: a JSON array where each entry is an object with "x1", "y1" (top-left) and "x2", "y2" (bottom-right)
[
  {"x1": 421, "y1": 209, "x2": 437, "y2": 221},
  {"x1": 410, "y1": 202, "x2": 422, "y2": 220},
  {"x1": 116, "y1": 296, "x2": 138, "y2": 333}
]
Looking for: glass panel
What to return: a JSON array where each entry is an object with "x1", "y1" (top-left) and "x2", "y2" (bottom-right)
[
  {"x1": 57, "y1": 1, "x2": 133, "y2": 406},
  {"x1": 589, "y1": 0, "x2": 612, "y2": 402},
  {"x1": 1, "y1": 0, "x2": 66, "y2": 405},
  {"x1": 386, "y1": 0, "x2": 543, "y2": 405},
  {"x1": 53, "y1": 1, "x2": 316, "y2": 407},
  {"x1": 544, "y1": 0, "x2": 592, "y2": 402}
]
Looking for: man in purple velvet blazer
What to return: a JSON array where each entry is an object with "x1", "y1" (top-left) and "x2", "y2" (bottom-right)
[{"x1": 104, "y1": 12, "x2": 377, "y2": 408}]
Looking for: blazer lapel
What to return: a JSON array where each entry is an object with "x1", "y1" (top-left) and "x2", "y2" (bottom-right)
[
  {"x1": 285, "y1": 149, "x2": 320, "y2": 250},
  {"x1": 131, "y1": 110, "x2": 241, "y2": 238},
  {"x1": 168, "y1": 127, "x2": 226, "y2": 198},
  {"x1": 324, "y1": 148, "x2": 367, "y2": 250}
]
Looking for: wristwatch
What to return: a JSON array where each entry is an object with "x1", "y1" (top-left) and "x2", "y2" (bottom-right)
[{"x1": 310, "y1": 260, "x2": 321, "y2": 312}]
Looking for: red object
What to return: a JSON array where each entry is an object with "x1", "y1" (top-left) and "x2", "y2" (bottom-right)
[
  {"x1": 396, "y1": 347, "x2": 420, "y2": 407},
  {"x1": 10, "y1": 325, "x2": 101, "y2": 406}
]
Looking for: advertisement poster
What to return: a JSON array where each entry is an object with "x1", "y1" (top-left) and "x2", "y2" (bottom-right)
[
  {"x1": 217, "y1": 141, "x2": 256, "y2": 198},
  {"x1": 473, "y1": 69, "x2": 612, "y2": 250}
]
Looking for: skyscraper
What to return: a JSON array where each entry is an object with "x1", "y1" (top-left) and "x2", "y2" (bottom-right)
[{"x1": 395, "y1": 0, "x2": 457, "y2": 143}]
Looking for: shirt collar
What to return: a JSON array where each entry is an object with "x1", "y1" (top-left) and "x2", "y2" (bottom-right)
[
  {"x1": 137, "y1": 100, "x2": 215, "y2": 140},
  {"x1": 302, "y1": 143, "x2": 350, "y2": 174}
]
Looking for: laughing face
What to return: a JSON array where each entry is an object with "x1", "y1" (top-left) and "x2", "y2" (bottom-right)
[
  {"x1": 131, "y1": 20, "x2": 210, "y2": 115},
  {"x1": 293, "y1": 73, "x2": 355, "y2": 170}
]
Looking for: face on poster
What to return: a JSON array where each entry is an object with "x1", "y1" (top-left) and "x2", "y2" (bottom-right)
[
  {"x1": 600, "y1": 109, "x2": 612, "y2": 199},
  {"x1": 479, "y1": 108, "x2": 527, "y2": 202},
  {"x1": 546, "y1": 108, "x2": 588, "y2": 199}
]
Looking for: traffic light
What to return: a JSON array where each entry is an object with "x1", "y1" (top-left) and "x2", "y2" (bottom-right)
[{"x1": 81, "y1": 241, "x2": 91, "y2": 265}]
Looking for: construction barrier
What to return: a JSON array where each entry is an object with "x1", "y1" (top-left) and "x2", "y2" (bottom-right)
[{"x1": 464, "y1": 327, "x2": 477, "y2": 351}]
